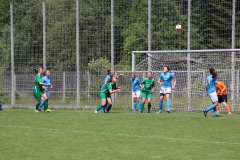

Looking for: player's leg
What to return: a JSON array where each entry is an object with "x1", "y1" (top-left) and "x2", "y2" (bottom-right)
[
  {"x1": 165, "y1": 88, "x2": 172, "y2": 113},
  {"x1": 157, "y1": 87, "x2": 165, "y2": 113},
  {"x1": 105, "y1": 95, "x2": 113, "y2": 113},
  {"x1": 133, "y1": 92, "x2": 137, "y2": 111},
  {"x1": 216, "y1": 95, "x2": 222, "y2": 114},
  {"x1": 136, "y1": 91, "x2": 141, "y2": 111},
  {"x1": 38, "y1": 93, "x2": 47, "y2": 111},
  {"x1": 45, "y1": 91, "x2": 52, "y2": 112},
  {"x1": 102, "y1": 101, "x2": 107, "y2": 113},
  {"x1": 147, "y1": 93, "x2": 152, "y2": 113},
  {"x1": 203, "y1": 92, "x2": 218, "y2": 117},
  {"x1": 221, "y1": 95, "x2": 231, "y2": 115},
  {"x1": 140, "y1": 92, "x2": 147, "y2": 113},
  {"x1": 95, "y1": 93, "x2": 107, "y2": 113}
]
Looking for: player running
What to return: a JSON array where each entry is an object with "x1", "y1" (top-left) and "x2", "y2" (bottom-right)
[
  {"x1": 203, "y1": 68, "x2": 219, "y2": 117},
  {"x1": 33, "y1": 67, "x2": 51, "y2": 112},
  {"x1": 41, "y1": 70, "x2": 53, "y2": 112},
  {"x1": 95, "y1": 77, "x2": 121, "y2": 113},
  {"x1": 139, "y1": 71, "x2": 155, "y2": 113},
  {"x1": 216, "y1": 79, "x2": 231, "y2": 115},
  {"x1": 157, "y1": 66, "x2": 176, "y2": 113},
  {"x1": 130, "y1": 73, "x2": 141, "y2": 111}
]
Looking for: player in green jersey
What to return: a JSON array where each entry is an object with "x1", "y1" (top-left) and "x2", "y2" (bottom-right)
[
  {"x1": 95, "y1": 77, "x2": 121, "y2": 113},
  {"x1": 33, "y1": 67, "x2": 51, "y2": 112},
  {"x1": 139, "y1": 71, "x2": 155, "y2": 113}
]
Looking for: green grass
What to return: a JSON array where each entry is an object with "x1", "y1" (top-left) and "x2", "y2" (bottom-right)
[{"x1": 0, "y1": 109, "x2": 240, "y2": 160}]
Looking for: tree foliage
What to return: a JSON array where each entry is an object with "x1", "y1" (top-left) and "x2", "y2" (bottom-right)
[{"x1": 0, "y1": 0, "x2": 239, "y2": 72}]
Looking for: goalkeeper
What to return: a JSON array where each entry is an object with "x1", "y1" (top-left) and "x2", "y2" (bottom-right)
[
  {"x1": 139, "y1": 71, "x2": 155, "y2": 113},
  {"x1": 216, "y1": 79, "x2": 231, "y2": 115}
]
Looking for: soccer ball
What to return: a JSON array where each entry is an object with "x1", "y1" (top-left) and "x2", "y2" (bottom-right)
[{"x1": 175, "y1": 24, "x2": 181, "y2": 30}]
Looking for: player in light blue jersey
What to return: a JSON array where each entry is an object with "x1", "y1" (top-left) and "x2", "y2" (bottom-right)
[
  {"x1": 41, "y1": 70, "x2": 53, "y2": 112},
  {"x1": 203, "y1": 68, "x2": 219, "y2": 117},
  {"x1": 157, "y1": 66, "x2": 176, "y2": 113},
  {"x1": 130, "y1": 73, "x2": 141, "y2": 111}
]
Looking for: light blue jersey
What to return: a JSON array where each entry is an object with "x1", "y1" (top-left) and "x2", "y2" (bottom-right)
[
  {"x1": 42, "y1": 76, "x2": 51, "y2": 91},
  {"x1": 101, "y1": 75, "x2": 111, "y2": 90},
  {"x1": 159, "y1": 72, "x2": 175, "y2": 88},
  {"x1": 206, "y1": 75, "x2": 217, "y2": 94},
  {"x1": 130, "y1": 77, "x2": 141, "y2": 92}
]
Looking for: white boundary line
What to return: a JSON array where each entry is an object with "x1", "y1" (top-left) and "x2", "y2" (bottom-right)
[{"x1": 0, "y1": 124, "x2": 239, "y2": 145}]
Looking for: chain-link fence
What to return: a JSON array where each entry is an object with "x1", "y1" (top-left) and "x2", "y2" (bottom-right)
[{"x1": 0, "y1": 0, "x2": 240, "y2": 111}]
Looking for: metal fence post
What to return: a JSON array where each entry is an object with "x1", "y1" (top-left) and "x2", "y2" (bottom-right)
[{"x1": 10, "y1": 3, "x2": 15, "y2": 107}]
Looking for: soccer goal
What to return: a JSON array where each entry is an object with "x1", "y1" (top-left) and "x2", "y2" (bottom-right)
[{"x1": 132, "y1": 49, "x2": 240, "y2": 112}]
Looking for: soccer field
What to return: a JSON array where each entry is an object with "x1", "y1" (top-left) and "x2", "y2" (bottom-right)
[{"x1": 0, "y1": 109, "x2": 240, "y2": 160}]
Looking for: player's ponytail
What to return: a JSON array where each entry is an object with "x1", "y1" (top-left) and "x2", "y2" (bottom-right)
[
  {"x1": 34, "y1": 67, "x2": 41, "y2": 74},
  {"x1": 209, "y1": 68, "x2": 217, "y2": 78}
]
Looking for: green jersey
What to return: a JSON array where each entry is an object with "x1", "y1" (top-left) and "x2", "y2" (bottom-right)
[
  {"x1": 141, "y1": 78, "x2": 155, "y2": 92},
  {"x1": 33, "y1": 74, "x2": 42, "y2": 91},
  {"x1": 100, "y1": 83, "x2": 113, "y2": 94}
]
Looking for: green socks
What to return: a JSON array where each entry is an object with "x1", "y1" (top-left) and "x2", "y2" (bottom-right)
[
  {"x1": 148, "y1": 103, "x2": 151, "y2": 113},
  {"x1": 106, "y1": 104, "x2": 112, "y2": 112},
  {"x1": 44, "y1": 100, "x2": 49, "y2": 111},
  {"x1": 96, "y1": 104, "x2": 103, "y2": 111},
  {"x1": 36, "y1": 102, "x2": 40, "y2": 110}
]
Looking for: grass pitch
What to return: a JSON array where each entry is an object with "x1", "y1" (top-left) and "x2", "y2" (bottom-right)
[{"x1": 0, "y1": 109, "x2": 240, "y2": 160}]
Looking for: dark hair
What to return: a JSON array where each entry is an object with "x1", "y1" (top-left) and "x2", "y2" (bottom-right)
[
  {"x1": 34, "y1": 67, "x2": 42, "y2": 74},
  {"x1": 164, "y1": 66, "x2": 170, "y2": 72},
  {"x1": 43, "y1": 70, "x2": 49, "y2": 76},
  {"x1": 209, "y1": 68, "x2": 217, "y2": 78},
  {"x1": 107, "y1": 70, "x2": 111, "y2": 75}
]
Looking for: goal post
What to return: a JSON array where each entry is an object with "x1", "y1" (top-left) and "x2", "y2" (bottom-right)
[{"x1": 132, "y1": 49, "x2": 240, "y2": 112}]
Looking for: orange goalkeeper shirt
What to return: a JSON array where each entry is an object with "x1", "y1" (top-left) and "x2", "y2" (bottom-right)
[{"x1": 216, "y1": 81, "x2": 227, "y2": 95}]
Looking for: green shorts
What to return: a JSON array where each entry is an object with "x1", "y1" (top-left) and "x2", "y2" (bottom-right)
[
  {"x1": 33, "y1": 89, "x2": 44, "y2": 100},
  {"x1": 141, "y1": 91, "x2": 152, "y2": 99},
  {"x1": 100, "y1": 92, "x2": 111, "y2": 99}
]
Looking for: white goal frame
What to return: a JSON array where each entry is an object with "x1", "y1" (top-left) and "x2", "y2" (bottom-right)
[{"x1": 132, "y1": 49, "x2": 240, "y2": 112}]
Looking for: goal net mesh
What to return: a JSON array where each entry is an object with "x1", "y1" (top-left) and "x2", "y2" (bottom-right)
[{"x1": 133, "y1": 50, "x2": 240, "y2": 112}]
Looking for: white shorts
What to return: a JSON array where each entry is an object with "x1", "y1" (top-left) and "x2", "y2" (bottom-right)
[
  {"x1": 209, "y1": 91, "x2": 218, "y2": 102},
  {"x1": 132, "y1": 91, "x2": 141, "y2": 98},
  {"x1": 160, "y1": 87, "x2": 171, "y2": 95}
]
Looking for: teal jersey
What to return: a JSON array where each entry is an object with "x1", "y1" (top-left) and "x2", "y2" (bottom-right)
[{"x1": 141, "y1": 78, "x2": 155, "y2": 92}]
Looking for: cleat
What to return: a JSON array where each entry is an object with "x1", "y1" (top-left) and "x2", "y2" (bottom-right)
[
  {"x1": 228, "y1": 112, "x2": 231, "y2": 115},
  {"x1": 214, "y1": 114, "x2": 219, "y2": 117},
  {"x1": 35, "y1": 110, "x2": 39, "y2": 113},
  {"x1": 94, "y1": 110, "x2": 98, "y2": 113},
  {"x1": 156, "y1": 110, "x2": 162, "y2": 114},
  {"x1": 203, "y1": 110, "x2": 207, "y2": 117},
  {"x1": 140, "y1": 110, "x2": 143, "y2": 113},
  {"x1": 167, "y1": 110, "x2": 170, "y2": 113},
  {"x1": 45, "y1": 109, "x2": 52, "y2": 112}
]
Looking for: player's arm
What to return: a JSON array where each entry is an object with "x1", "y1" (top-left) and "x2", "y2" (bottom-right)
[
  {"x1": 39, "y1": 77, "x2": 51, "y2": 86},
  {"x1": 116, "y1": 74, "x2": 124, "y2": 79},
  {"x1": 157, "y1": 78, "x2": 162, "y2": 85},
  {"x1": 109, "y1": 88, "x2": 121, "y2": 94},
  {"x1": 151, "y1": 80, "x2": 155, "y2": 93},
  {"x1": 172, "y1": 78, "x2": 176, "y2": 90},
  {"x1": 205, "y1": 83, "x2": 209, "y2": 96}
]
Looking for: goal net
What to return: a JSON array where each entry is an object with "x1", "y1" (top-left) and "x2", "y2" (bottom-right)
[{"x1": 132, "y1": 49, "x2": 240, "y2": 112}]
